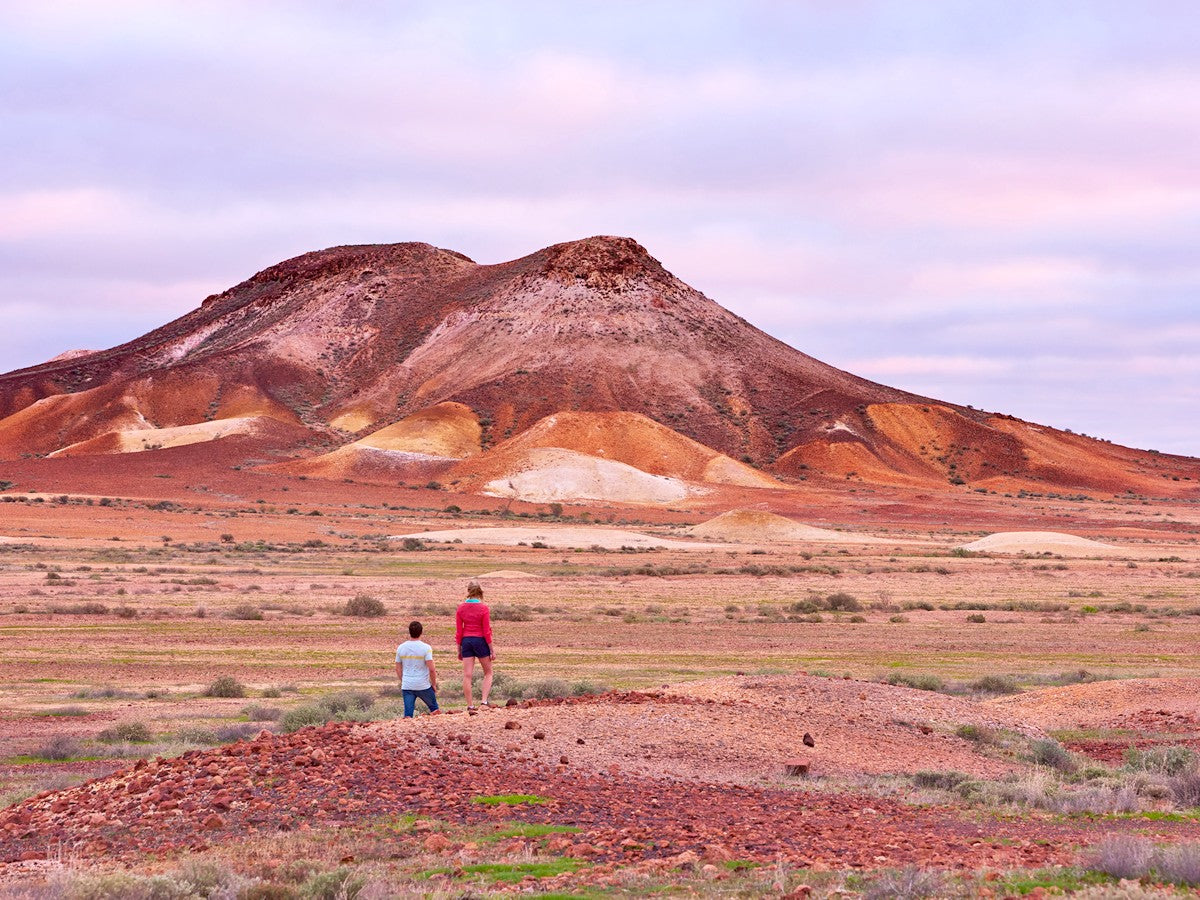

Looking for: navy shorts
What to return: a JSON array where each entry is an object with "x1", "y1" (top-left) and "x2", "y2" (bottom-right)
[{"x1": 460, "y1": 636, "x2": 491, "y2": 658}]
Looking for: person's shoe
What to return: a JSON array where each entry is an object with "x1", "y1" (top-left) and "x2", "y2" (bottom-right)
[{"x1": 480, "y1": 701, "x2": 493, "y2": 708}]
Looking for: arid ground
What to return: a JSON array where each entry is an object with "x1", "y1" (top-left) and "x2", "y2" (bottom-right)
[{"x1": 0, "y1": 465, "x2": 1199, "y2": 896}]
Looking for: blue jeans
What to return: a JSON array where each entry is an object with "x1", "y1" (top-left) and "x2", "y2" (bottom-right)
[{"x1": 402, "y1": 687, "x2": 438, "y2": 717}]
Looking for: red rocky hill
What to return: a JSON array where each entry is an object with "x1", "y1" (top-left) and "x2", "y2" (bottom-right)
[{"x1": 1, "y1": 236, "x2": 1196, "y2": 498}]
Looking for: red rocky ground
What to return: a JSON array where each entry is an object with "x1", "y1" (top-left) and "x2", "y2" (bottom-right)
[{"x1": 5, "y1": 695, "x2": 1200, "y2": 876}]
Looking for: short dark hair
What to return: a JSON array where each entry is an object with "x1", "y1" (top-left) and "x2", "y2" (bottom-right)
[{"x1": 408, "y1": 620, "x2": 423, "y2": 638}]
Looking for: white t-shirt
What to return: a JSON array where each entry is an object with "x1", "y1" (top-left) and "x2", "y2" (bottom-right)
[{"x1": 395, "y1": 639, "x2": 433, "y2": 690}]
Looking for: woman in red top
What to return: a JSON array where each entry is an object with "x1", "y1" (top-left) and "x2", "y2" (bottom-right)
[{"x1": 456, "y1": 580, "x2": 495, "y2": 709}]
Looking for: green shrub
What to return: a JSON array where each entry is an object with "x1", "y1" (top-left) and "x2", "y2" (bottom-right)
[
  {"x1": 525, "y1": 678, "x2": 571, "y2": 699},
  {"x1": 33, "y1": 734, "x2": 82, "y2": 760},
  {"x1": 342, "y1": 594, "x2": 385, "y2": 617},
  {"x1": 300, "y1": 866, "x2": 367, "y2": 899},
  {"x1": 969, "y1": 674, "x2": 1020, "y2": 694},
  {"x1": 280, "y1": 704, "x2": 331, "y2": 733},
  {"x1": 885, "y1": 672, "x2": 943, "y2": 691},
  {"x1": 97, "y1": 721, "x2": 152, "y2": 743},
  {"x1": 825, "y1": 591, "x2": 861, "y2": 611},
  {"x1": 1125, "y1": 746, "x2": 1197, "y2": 776},
  {"x1": 204, "y1": 676, "x2": 246, "y2": 698},
  {"x1": 243, "y1": 704, "x2": 283, "y2": 722},
  {"x1": 1030, "y1": 738, "x2": 1077, "y2": 772},
  {"x1": 318, "y1": 691, "x2": 374, "y2": 715}
]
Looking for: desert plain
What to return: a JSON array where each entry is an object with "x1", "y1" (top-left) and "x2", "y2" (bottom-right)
[{"x1": 0, "y1": 455, "x2": 1198, "y2": 898}]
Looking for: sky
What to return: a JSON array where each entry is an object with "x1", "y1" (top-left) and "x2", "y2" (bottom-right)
[{"x1": 2, "y1": 1, "x2": 1198, "y2": 455}]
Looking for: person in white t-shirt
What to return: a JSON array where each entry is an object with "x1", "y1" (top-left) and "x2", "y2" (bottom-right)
[{"x1": 394, "y1": 620, "x2": 439, "y2": 717}]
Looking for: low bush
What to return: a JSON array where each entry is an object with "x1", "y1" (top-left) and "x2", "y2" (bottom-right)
[
  {"x1": 318, "y1": 691, "x2": 374, "y2": 715},
  {"x1": 1157, "y1": 841, "x2": 1200, "y2": 886},
  {"x1": 1170, "y1": 769, "x2": 1200, "y2": 808},
  {"x1": 825, "y1": 591, "x2": 861, "y2": 612},
  {"x1": 33, "y1": 734, "x2": 82, "y2": 760},
  {"x1": 280, "y1": 704, "x2": 331, "y2": 733},
  {"x1": 204, "y1": 676, "x2": 246, "y2": 698},
  {"x1": 243, "y1": 704, "x2": 283, "y2": 722},
  {"x1": 524, "y1": 677, "x2": 572, "y2": 700},
  {"x1": 491, "y1": 603, "x2": 534, "y2": 621},
  {"x1": 862, "y1": 865, "x2": 945, "y2": 900},
  {"x1": 570, "y1": 679, "x2": 610, "y2": 696},
  {"x1": 1125, "y1": 746, "x2": 1197, "y2": 776},
  {"x1": 96, "y1": 721, "x2": 152, "y2": 743},
  {"x1": 969, "y1": 674, "x2": 1020, "y2": 695},
  {"x1": 342, "y1": 593, "x2": 386, "y2": 617},
  {"x1": 1087, "y1": 835, "x2": 1153, "y2": 881},
  {"x1": 215, "y1": 722, "x2": 262, "y2": 742},
  {"x1": 911, "y1": 770, "x2": 971, "y2": 790},
  {"x1": 225, "y1": 603, "x2": 263, "y2": 620},
  {"x1": 885, "y1": 672, "x2": 943, "y2": 692},
  {"x1": 1030, "y1": 738, "x2": 1077, "y2": 772}
]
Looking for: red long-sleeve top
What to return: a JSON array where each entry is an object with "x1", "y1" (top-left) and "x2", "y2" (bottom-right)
[{"x1": 455, "y1": 601, "x2": 493, "y2": 645}]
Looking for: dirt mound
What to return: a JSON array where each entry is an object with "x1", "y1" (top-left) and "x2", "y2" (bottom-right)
[
  {"x1": 984, "y1": 677, "x2": 1200, "y2": 730},
  {"x1": 480, "y1": 411, "x2": 779, "y2": 488},
  {"x1": 446, "y1": 411, "x2": 783, "y2": 503},
  {"x1": 688, "y1": 508, "x2": 886, "y2": 543},
  {"x1": 396, "y1": 525, "x2": 725, "y2": 551},
  {"x1": 474, "y1": 448, "x2": 694, "y2": 504},
  {"x1": 960, "y1": 531, "x2": 1121, "y2": 556}
]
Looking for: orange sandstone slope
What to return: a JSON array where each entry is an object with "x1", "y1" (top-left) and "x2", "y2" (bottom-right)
[{"x1": 0, "y1": 236, "x2": 1196, "y2": 498}]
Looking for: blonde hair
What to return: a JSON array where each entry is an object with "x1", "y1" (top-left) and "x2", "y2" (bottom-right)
[{"x1": 466, "y1": 580, "x2": 483, "y2": 599}]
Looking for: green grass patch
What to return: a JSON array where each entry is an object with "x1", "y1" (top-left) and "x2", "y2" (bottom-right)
[
  {"x1": 463, "y1": 859, "x2": 585, "y2": 883},
  {"x1": 990, "y1": 867, "x2": 1112, "y2": 894},
  {"x1": 486, "y1": 822, "x2": 581, "y2": 841},
  {"x1": 472, "y1": 793, "x2": 551, "y2": 806},
  {"x1": 1106, "y1": 810, "x2": 1200, "y2": 823},
  {"x1": 723, "y1": 859, "x2": 762, "y2": 871}
]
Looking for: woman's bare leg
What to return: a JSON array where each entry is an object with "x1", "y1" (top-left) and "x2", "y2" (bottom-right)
[
  {"x1": 462, "y1": 657, "x2": 476, "y2": 707},
  {"x1": 480, "y1": 656, "x2": 494, "y2": 705}
]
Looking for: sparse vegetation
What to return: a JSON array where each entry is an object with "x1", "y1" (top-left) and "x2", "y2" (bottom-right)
[
  {"x1": 341, "y1": 593, "x2": 386, "y2": 617},
  {"x1": 204, "y1": 676, "x2": 247, "y2": 698}
]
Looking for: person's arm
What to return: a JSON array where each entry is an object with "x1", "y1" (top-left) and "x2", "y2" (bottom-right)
[
  {"x1": 455, "y1": 606, "x2": 464, "y2": 656},
  {"x1": 483, "y1": 606, "x2": 494, "y2": 661},
  {"x1": 426, "y1": 657, "x2": 438, "y2": 692},
  {"x1": 395, "y1": 661, "x2": 403, "y2": 680}
]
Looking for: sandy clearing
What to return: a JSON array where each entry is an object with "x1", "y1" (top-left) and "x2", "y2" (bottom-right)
[
  {"x1": 959, "y1": 531, "x2": 1122, "y2": 556},
  {"x1": 477, "y1": 569, "x2": 546, "y2": 578},
  {"x1": 984, "y1": 677, "x2": 1200, "y2": 729},
  {"x1": 688, "y1": 508, "x2": 894, "y2": 544},
  {"x1": 394, "y1": 525, "x2": 728, "y2": 550}
]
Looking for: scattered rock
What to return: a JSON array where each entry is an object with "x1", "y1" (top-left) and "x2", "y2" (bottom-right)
[
  {"x1": 533, "y1": 731, "x2": 546, "y2": 740},
  {"x1": 505, "y1": 721, "x2": 522, "y2": 730},
  {"x1": 802, "y1": 732, "x2": 815, "y2": 747},
  {"x1": 423, "y1": 833, "x2": 452, "y2": 852}
]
